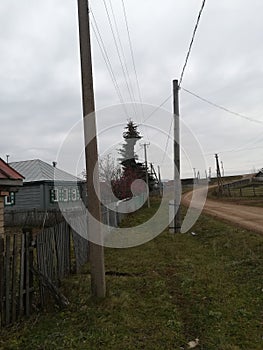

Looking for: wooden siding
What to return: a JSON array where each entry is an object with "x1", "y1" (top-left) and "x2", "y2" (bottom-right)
[
  {"x1": 5, "y1": 182, "x2": 84, "y2": 212},
  {"x1": 0, "y1": 197, "x2": 4, "y2": 237},
  {"x1": 5, "y1": 184, "x2": 41, "y2": 211}
]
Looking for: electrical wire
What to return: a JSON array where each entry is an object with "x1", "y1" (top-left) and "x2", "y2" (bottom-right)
[
  {"x1": 182, "y1": 87, "x2": 263, "y2": 125},
  {"x1": 142, "y1": 94, "x2": 172, "y2": 124},
  {"x1": 179, "y1": 0, "x2": 207, "y2": 87},
  {"x1": 161, "y1": 116, "x2": 173, "y2": 165},
  {"x1": 108, "y1": 0, "x2": 138, "y2": 108},
  {"x1": 90, "y1": 10, "x2": 129, "y2": 118},
  {"x1": 121, "y1": 0, "x2": 145, "y2": 121},
  {"x1": 205, "y1": 144, "x2": 263, "y2": 156},
  {"x1": 101, "y1": 0, "x2": 137, "y2": 117}
]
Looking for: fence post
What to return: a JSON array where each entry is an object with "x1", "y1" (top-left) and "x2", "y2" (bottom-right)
[
  {"x1": 22, "y1": 229, "x2": 34, "y2": 317},
  {"x1": 5, "y1": 235, "x2": 11, "y2": 325},
  {"x1": 19, "y1": 234, "x2": 25, "y2": 317},
  {"x1": 0, "y1": 237, "x2": 4, "y2": 327},
  {"x1": 11, "y1": 234, "x2": 18, "y2": 323}
]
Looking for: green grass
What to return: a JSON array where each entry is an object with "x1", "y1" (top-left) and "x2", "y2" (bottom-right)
[{"x1": 1, "y1": 201, "x2": 263, "y2": 349}]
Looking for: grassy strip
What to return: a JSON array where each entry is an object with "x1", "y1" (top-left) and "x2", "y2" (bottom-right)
[{"x1": 1, "y1": 200, "x2": 263, "y2": 349}]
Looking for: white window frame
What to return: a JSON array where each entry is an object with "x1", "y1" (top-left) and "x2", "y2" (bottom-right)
[
  {"x1": 4, "y1": 192, "x2": 15, "y2": 206},
  {"x1": 63, "y1": 188, "x2": 68, "y2": 202},
  {"x1": 50, "y1": 188, "x2": 59, "y2": 203}
]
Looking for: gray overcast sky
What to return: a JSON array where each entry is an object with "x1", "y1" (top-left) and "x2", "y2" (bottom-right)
[{"x1": 1, "y1": 0, "x2": 263, "y2": 179}]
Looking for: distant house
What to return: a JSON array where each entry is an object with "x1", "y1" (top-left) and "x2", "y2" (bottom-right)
[
  {"x1": 255, "y1": 168, "x2": 263, "y2": 180},
  {"x1": 5, "y1": 159, "x2": 84, "y2": 212},
  {"x1": 0, "y1": 158, "x2": 23, "y2": 235}
]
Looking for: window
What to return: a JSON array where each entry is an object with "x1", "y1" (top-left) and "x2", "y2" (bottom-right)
[
  {"x1": 50, "y1": 187, "x2": 81, "y2": 203},
  {"x1": 50, "y1": 189, "x2": 58, "y2": 203},
  {"x1": 70, "y1": 188, "x2": 81, "y2": 201},
  {"x1": 63, "y1": 189, "x2": 68, "y2": 202},
  {"x1": 70, "y1": 188, "x2": 77, "y2": 201},
  {"x1": 4, "y1": 192, "x2": 15, "y2": 206}
]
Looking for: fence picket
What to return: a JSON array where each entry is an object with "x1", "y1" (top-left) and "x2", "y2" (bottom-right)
[
  {"x1": 19, "y1": 234, "x2": 25, "y2": 317},
  {"x1": 11, "y1": 234, "x2": 18, "y2": 323},
  {"x1": 0, "y1": 237, "x2": 4, "y2": 327},
  {"x1": 5, "y1": 235, "x2": 10, "y2": 325},
  {"x1": 1, "y1": 204, "x2": 126, "y2": 328}
]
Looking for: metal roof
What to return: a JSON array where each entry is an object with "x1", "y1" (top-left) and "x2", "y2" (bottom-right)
[{"x1": 9, "y1": 159, "x2": 82, "y2": 183}]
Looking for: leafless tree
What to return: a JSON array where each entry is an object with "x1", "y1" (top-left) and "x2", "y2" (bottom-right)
[{"x1": 99, "y1": 154, "x2": 121, "y2": 183}]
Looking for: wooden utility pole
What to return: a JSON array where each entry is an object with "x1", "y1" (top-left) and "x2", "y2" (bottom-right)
[
  {"x1": 77, "y1": 0, "x2": 106, "y2": 298},
  {"x1": 173, "y1": 79, "x2": 181, "y2": 233},
  {"x1": 141, "y1": 143, "x2": 150, "y2": 208}
]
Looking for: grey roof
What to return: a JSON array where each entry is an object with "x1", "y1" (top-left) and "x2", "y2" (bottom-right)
[{"x1": 9, "y1": 159, "x2": 82, "y2": 183}]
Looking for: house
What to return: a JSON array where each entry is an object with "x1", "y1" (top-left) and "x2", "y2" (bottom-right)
[
  {"x1": 0, "y1": 158, "x2": 23, "y2": 235},
  {"x1": 254, "y1": 168, "x2": 263, "y2": 181},
  {"x1": 5, "y1": 159, "x2": 84, "y2": 213}
]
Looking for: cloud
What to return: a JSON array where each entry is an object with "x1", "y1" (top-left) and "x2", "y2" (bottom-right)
[{"x1": 1, "y1": 0, "x2": 263, "y2": 178}]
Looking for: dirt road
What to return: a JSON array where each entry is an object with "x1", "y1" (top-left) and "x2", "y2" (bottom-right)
[{"x1": 182, "y1": 188, "x2": 263, "y2": 235}]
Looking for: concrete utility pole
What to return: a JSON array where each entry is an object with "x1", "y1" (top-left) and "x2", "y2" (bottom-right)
[
  {"x1": 141, "y1": 143, "x2": 150, "y2": 208},
  {"x1": 193, "y1": 168, "x2": 196, "y2": 180},
  {"x1": 173, "y1": 79, "x2": 181, "y2": 233},
  {"x1": 158, "y1": 165, "x2": 162, "y2": 197},
  {"x1": 209, "y1": 167, "x2": 212, "y2": 179},
  {"x1": 215, "y1": 153, "x2": 223, "y2": 196},
  {"x1": 221, "y1": 161, "x2": 224, "y2": 177},
  {"x1": 77, "y1": 0, "x2": 106, "y2": 298}
]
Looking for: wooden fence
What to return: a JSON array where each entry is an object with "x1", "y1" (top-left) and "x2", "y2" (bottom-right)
[
  {"x1": 0, "y1": 223, "x2": 90, "y2": 328},
  {"x1": 1, "y1": 195, "x2": 145, "y2": 328},
  {"x1": 222, "y1": 182, "x2": 263, "y2": 197},
  {"x1": 4, "y1": 209, "x2": 63, "y2": 228},
  {"x1": 0, "y1": 231, "x2": 34, "y2": 327}
]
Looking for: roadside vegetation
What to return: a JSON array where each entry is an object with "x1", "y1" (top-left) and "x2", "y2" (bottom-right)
[
  {"x1": 208, "y1": 180, "x2": 263, "y2": 208},
  {"x1": 1, "y1": 199, "x2": 263, "y2": 349}
]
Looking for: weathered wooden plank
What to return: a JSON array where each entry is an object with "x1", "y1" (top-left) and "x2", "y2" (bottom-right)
[
  {"x1": 54, "y1": 221, "x2": 70, "y2": 281},
  {"x1": 29, "y1": 237, "x2": 34, "y2": 314},
  {"x1": 64, "y1": 222, "x2": 71, "y2": 275},
  {"x1": 36, "y1": 231, "x2": 45, "y2": 307},
  {"x1": 5, "y1": 235, "x2": 11, "y2": 325},
  {"x1": 0, "y1": 237, "x2": 4, "y2": 327},
  {"x1": 72, "y1": 230, "x2": 89, "y2": 273},
  {"x1": 25, "y1": 232, "x2": 30, "y2": 317},
  {"x1": 54, "y1": 224, "x2": 62, "y2": 280},
  {"x1": 11, "y1": 234, "x2": 18, "y2": 323},
  {"x1": 23, "y1": 231, "x2": 34, "y2": 318},
  {"x1": 19, "y1": 234, "x2": 25, "y2": 317}
]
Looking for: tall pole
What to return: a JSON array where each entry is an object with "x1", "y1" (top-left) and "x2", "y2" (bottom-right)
[
  {"x1": 158, "y1": 165, "x2": 162, "y2": 197},
  {"x1": 221, "y1": 161, "x2": 224, "y2": 177},
  {"x1": 209, "y1": 167, "x2": 211, "y2": 179},
  {"x1": 173, "y1": 79, "x2": 181, "y2": 233},
  {"x1": 141, "y1": 143, "x2": 150, "y2": 208},
  {"x1": 193, "y1": 168, "x2": 196, "y2": 180},
  {"x1": 77, "y1": 0, "x2": 105, "y2": 298},
  {"x1": 215, "y1": 153, "x2": 223, "y2": 196}
]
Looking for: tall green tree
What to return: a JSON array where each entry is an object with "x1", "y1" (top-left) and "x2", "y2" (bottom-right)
[
  {"x1": 112, "y1": 120, "x2": 155, "y2": 199},
  {"x1": 118, "y1": 119, "x2": 142, "y2": 170}
]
